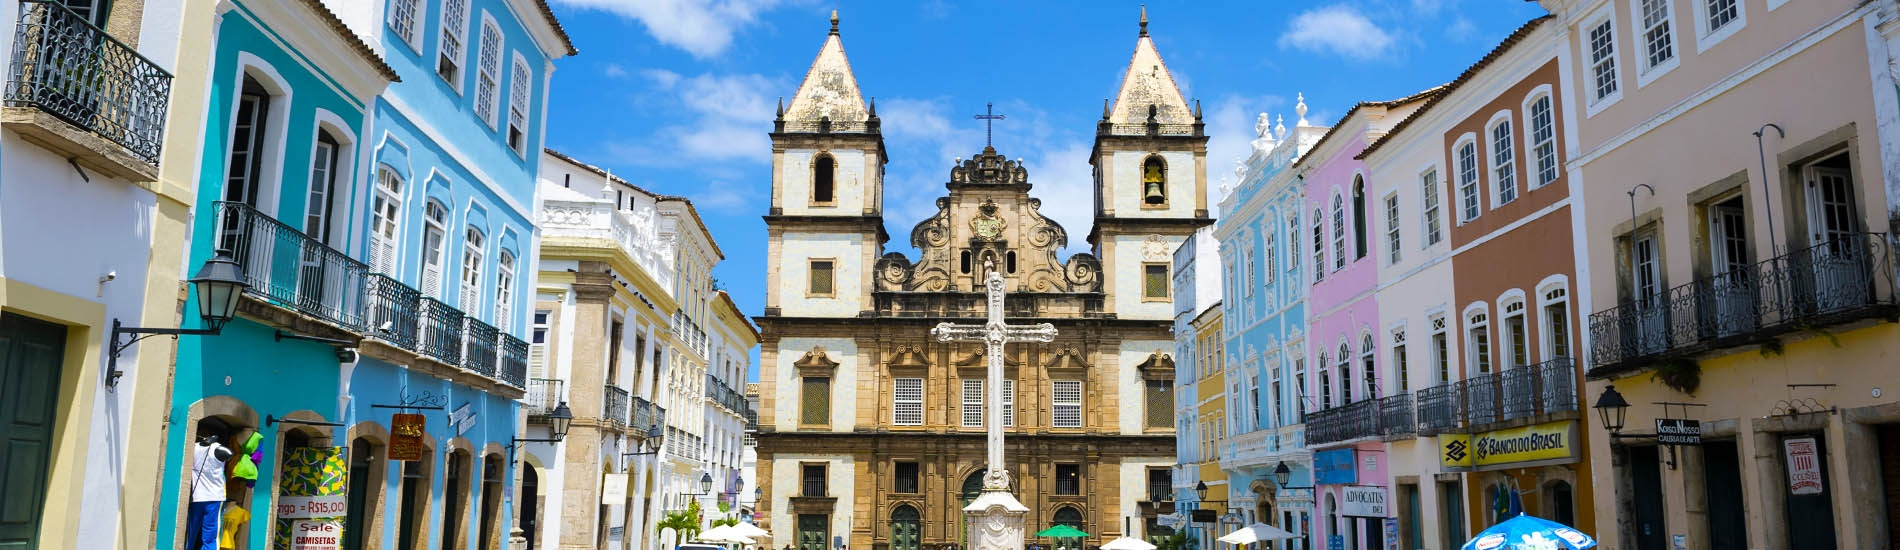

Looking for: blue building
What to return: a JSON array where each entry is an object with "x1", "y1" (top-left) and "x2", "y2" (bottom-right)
[
  {"x1": 1211, "y1": 106, "x2": 1326, "y2": 548},
  {"x1": 156, "y1": 0, "x2": 572, "y2": 548}
]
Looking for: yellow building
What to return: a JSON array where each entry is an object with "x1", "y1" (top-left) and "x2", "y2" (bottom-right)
[{"x1": 1188, "y1": 305, "x2": 1232, "y2": 549}]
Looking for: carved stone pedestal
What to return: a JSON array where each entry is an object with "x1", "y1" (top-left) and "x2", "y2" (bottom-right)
[{"x1": 963, "y1": 489, "x2": 1029, "y2": 550}]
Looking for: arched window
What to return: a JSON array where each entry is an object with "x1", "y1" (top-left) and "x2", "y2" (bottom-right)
[
  {"x1": 421, "y1": 201, "x2": 449, "y2": 297},
  {"x1": 1335, "y1": 342, "x2": 1352, "y2": 404},
  {"x1": 1330, "y1": 194, "x2": 1346, "y2": 270},
  {"x1": 369, "y1": 168, "x2": 404, "y2": 275},
  {"x1": 960, "y1": 250, "x2": 972, "y2": 274},
  {"x1": 1142, "y1": 156, "x2": 1167, "y2": 205},
  {"x1": 1317, "y1": 353, "x2": 1332, "y2": 409},
  {"x1": 1361, "y1": 333, "x2": 1377, "y2": 400},
  {"x1": 1352, "y1": 177, "x2": 1368, "y2": 260},
  {"x1": 461, "y1": 227, "x2": 486, "y2": 312},
  {"x1": 813, "y1": 153, "x2": 836, "y2": 204},
  {"x1": 496, "y1": 250, "x2": 516, "y2": 331},
  {"x1": 226, "y1": 75, "x2": 273, "y2": 209},
  {"x1": 891, "y1": 505, "x2": 921, "y2": 550},
  {"x1": 1311, "y1": 208, "x2": 1325, "y2": 282},
  {"x1": 442, "y1": 450, "x2": 472, "y2": 550},
  {"x1": 305, "y1": 130, "x2": 341, "y2": 243},
  {"x1": 1053, "y1": 507, "x2": 1085, "y2": 550}
]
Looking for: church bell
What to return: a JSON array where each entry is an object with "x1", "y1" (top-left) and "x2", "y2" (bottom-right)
[{"x1": 1144, "y1": 180, "x2": 1165, "y2": 204}]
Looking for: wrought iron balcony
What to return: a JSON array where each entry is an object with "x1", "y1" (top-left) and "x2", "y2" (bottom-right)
[
  {"x1": 603, "y1": 385, "x2": 630, "y2": 425},
  {"x1": 1303, "y1": 398, "x2": 1379, "y2": 446},
  {"x1": 1415, "y1": 382, "x2": 1463, "y2": 436},
  {"x1": 6, "y1": 0, "x2": 171, "y2": 164},
  {"x1": 1413, "y1": 357, "x2": 1579, "y2": 436},
  {"x1": 632, "y1": 396, "x2": 660, "y2": 438},
  {"x1": 365, "y1": 274, "x2": 419, "y2": 349},
  {"x1": 1590, "y1": 233, "x2": 1898, "y2": 376},
  {"x1": 705, "y1": 374, "x2": 748, "y2": 415},
  {"x1": 524, "y1": 378, "x2": 562, "y2": 419},
  {"x1": 461, "y1": 318, "x2": 497, "y2": 377},
  {"x1": 1378, "y1": 393, "x2": 1415, "y2": 438},
  {"x1": 498, "y1": 334, "x2": 527, "y2": 388},
  {"x1": 215, "y1": 202, "x2": 366, "y2": 332},
  {"x1": 418, "y1": 298, "x2": 464, "y2": 365}
]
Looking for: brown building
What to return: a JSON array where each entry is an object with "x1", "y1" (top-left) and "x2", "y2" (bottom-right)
[{"x1": 755, "y1": 12, "x2": 1199, "y2": 550}]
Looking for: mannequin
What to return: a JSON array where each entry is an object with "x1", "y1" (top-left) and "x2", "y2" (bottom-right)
[{"x1": 186, "y1": 434, "x2": 235, "y2": 550}]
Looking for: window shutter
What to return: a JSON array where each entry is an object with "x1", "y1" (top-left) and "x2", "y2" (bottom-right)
[{"x1": 527, "y1": 344, "x2": 546, "y2": 378}]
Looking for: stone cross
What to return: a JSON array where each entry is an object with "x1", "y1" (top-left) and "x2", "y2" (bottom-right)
[{"x1": 933, "y1": 260, "x2": 1056, "y2": 492}]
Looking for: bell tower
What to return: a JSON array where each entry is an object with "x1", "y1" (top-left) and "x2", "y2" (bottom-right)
[
  {"x1": 1089, "y1": 7, "x2": 1211, "y2": 320},
  {"x1": 763, "y1": 11, "x2": 889, "y2": 318}
]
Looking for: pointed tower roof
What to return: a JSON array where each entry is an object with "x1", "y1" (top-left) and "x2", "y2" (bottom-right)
[
  {"x1": 1105, "y1": 7, "x2": 1192, "y2": 126},
  {"x1": 783, "y1": 10, "x2": 868, "y2": 124}
]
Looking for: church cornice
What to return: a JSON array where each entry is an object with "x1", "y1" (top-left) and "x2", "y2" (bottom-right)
[
  {"x1": 762, "y1": 214, "x2": 891, "y2": 243},
  {"x1": 1084, "y1": 216, "x2": 1213, "y2": 245}
]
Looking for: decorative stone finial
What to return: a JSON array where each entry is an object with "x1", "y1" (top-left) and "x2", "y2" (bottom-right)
[
  {"x1": 829, "y1": 10, "x2": 839, "y2": 35},
  {"x1": 1275, "y1": 114, "x2": 1286, "y2": 138},
  {"x1": 1295, "y1": 93, "x2": 1308, "y2": 126},
  {"x1": 1139, "y1": 5, "x2": 1148, "y2": 37}
]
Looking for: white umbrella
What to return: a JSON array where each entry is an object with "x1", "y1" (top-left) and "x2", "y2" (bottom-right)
[
  {"x1": 730, "y1": 522, "x2": 772, "y2": 540},
  {"x1": 1099, "y1": 536, "x2": 1159, "y2": 550},
  {"x1": 1218, "y1": 522, "x2": 1299, "y2": 546},
  {"x1": 698, "y1": 525, "x2": 755, "y2": 544}
]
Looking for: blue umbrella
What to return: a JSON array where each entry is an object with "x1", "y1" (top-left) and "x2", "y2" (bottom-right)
[{"x1": 1461, "y1": 514, "x2": 1596, "y2": 550}]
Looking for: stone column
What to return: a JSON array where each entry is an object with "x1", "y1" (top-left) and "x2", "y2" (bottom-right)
[{"x1": 559, "y1": 270, "x2": 618, "y2": 550}]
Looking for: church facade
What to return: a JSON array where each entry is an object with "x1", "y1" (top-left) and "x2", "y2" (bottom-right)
[{"x1": 754, "y1": 12, "x2": 1203, "y2": 550}]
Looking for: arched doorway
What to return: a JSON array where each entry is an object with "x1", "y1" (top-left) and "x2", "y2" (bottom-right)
[
  {"x1": 343, "y1": 435, "x2": 386, "y2": 550},
  {"x1": 890, "y1": 504, "x2": 921, "y2": 550},
  {"x1": 477, "y1": 455, "x2": 504, "y2": 550},
  {"x1": 1543, "y1": 480, "x2": 1574, "y2": 527},
  {"x1": 1052, "y1": 506, "x2": 1084, "y2": 550},
  {"x1": 519, "y1": 465, "x2": 540, "y2": 550}
]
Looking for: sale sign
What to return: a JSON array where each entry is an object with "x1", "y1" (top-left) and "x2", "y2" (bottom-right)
[
  {"x1": 1784, "y1": 437, "x2": 1823, "y2": 496},
  {"x1": 291, "y1": 520, "x2": 342, "y2": 550}
]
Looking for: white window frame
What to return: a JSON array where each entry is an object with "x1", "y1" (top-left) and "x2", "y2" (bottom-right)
[
  {"x1": 508, "y1": 53, "x2": 532, "y2": 156},
  {"x1": 1311, "y1": 207, "x2": 1326, "y2": 283},
  {"x1": 1535, "y1": 275, "x2": 1573, "y2": 361},
  {"x1": 495, "y1": 250, "x2": 516, "y2": 332},
  {"x1": 893, "y1": 377, "x2": 923, "y2": 426},
  {"x1": 1498, "y1": 289, "x2": 1529, "y2": 368},
  {"x1": 461, "y1": 226, "x2": 486, "y2": 312},
  {"x1": 1052, "y1": 380, "x2": 1083, "y2": 428},
  {"x1": 370, "y1": 168, "x2": 404, "y2": 275},
  {"x1": 1261, "y1": 227, "x2": 1276, "y2": 285},
  {"x1": 1420, "y1": 167, "x2": 1442, "y2": 246},
  {"x1": 1583, "y1": 6, "x2": 1624, "y2": 116},
  {"x1": 475, "y1": 15, "x2": 503, "y2": 129},
  {"x1": 421, "y1": 200, "x2": 450, "y2": 298},
  {"x1": 1429, "y1": 313, "x2": 1452, "y2": 384},
  {"x1": 1455, "y1": 135, "x2": 1481, "y2": 223},
  {"x1": 1631, "y1": 0, "x2": 1679, "y2": 87},
  {"x1": 1244, "y1": 244, "x2": 1256, "y2": 298},
  {"x1": 1316, "y1": 352, "x2": 1332, "y2": 409},
  {"x1": 1334, "y1": 342, "x2": 1353, "y2": 405},
  {"x1": 1383, "y1": 192, "x2": 1402, "y2": 264},
  {"x1": 1488, "y1": 112, "x2": 1518, "y2": 208},
  {"x1": 1694, "y1": 0, "x2": 1746, "y2": 52},
  {"x1": 1359, "y1": 333, "x2": 1376, "y2": 401},
  {"x1": 436, "y1": 0, "x2": 470, "y2": 92},
  {"x1": 386, "y1": 0, "x2": 423, "y2": 51},
  {"x1": 1292, "y1": 354, "x2": 1307, "y2": 415},
  {"x1": 1288, "y1": 210, "x2": 1301, "y2": 272},
  {"x1": 1464, "y1": 304, "x2": 1492, "y2": 375},
  {"x1": 1523, "y1": 90, "x2": 1559, "y2": 189},
  {"x1": 1330, "y1": 193, "x2": 1346, "y2": 271}
]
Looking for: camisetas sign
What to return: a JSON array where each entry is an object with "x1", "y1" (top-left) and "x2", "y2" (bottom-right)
[{"x1": 1440, "y1": 421, "x2": 1579, "y2": 470}]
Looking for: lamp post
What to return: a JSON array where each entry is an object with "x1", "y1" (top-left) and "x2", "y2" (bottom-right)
[
  {"x1": 1593, "y1": 384, "x2": 1631, "y2": 434},
  {"x1": 105, "y1": 252, "x2": 248, "y2": 388},
  {"x1": 508, "y1": 402, "x2": 573, "y2": 460}
]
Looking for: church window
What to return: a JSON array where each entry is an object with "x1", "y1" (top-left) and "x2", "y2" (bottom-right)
[
  {"x1": 1352, "y1": 177, "x2": 1368, "y2": 260},
  {"x1": 801, "y1": 464, "x2": 827, "y2": 496},
  {"x1": 960, "y1": 250, "x2": 972, "y2": 274},
  {"x1": 801, "y1": 377, "x2": 830, "y2": 426},
  {"x1": 1052, "y1": 380, "x2": 1083, "y2": 428},
  {"x1": 1055, "y1": 464, "x2": 1082, "y2": 495},
  {"x1": 1006, "y1": 251, "x2": 1017, "y2": 273},
  {"x1": 894, "y1": 462, "x2": 920, "y2": 494},
  {"x1": 1142, "y1": 156, "x2": 1167, "y2": 206},
  {"x1": 808, "y1": 259, "x2": 834, "y2": 297},
  {"x1": 1146, "y1": 379, "x2": 1173, "y2": 429},
  {"x1": 1331, "y1": 194, "x2": 1347, "y2": 269},
  {"x1": 1143, "y1": 264, "x2": 1170, "y2": 299},
  {"x1": 893, "y1": 377, "x2": 923, "y2": 426},
  {"x1": 962, "y1": 379, "x2": 983, "y2": 427},
  {"x1": 813, "y1": 153, "x2": 837, "y2": 205},
  {"x1": 1003, "y1": 379, "x2": 1014, "y2": 427}
]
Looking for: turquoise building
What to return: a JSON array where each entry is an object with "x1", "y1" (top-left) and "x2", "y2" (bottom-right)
[
  {"x1": 1212, "y1": 108, "x2": 1326, "y2": 549},
  {"x1": 156, "y1": 0, "x2": 572, "y2": 548}
]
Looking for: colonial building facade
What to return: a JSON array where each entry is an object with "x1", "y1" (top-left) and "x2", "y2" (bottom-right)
[{"x1": 755, "y1": 12, "x2": 1191, "y2": 550}]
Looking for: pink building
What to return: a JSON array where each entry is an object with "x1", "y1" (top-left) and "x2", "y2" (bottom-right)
[{"x1": 1295, "y1": 90, "x2": 1437, "y2": 550}]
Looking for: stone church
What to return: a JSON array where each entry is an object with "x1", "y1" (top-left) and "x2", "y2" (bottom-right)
[{"x1": 756, "y1": 11, "x2": 1208, "y2": 550}]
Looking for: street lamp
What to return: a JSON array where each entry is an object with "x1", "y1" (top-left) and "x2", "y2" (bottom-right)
[
  {"x1": 683, "y1": 472, "x2": 714, "y2": 497},
  {"x1": 1593, "y1": 384, "x2": 1631, "y2": 434},
  {"x1": 508, "y1": 402, "x2": 573, "y2": 460},
  {"x1": 106, "y1": 252, "x2": 248, "y2": 388},
  {"x1": 1195, "y1": 481, "x2": 1209, "y2": 501},
  {"x1": 1273, "y1": 461, "x2": 1312, "y2": 489}
]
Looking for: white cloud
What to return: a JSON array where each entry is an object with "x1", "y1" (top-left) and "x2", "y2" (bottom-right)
[
  {"x1": 1445, "y1": 16, "x2": 1478, "y2": 43},
  {"x1": 1203, "y1": 94, "x2": 1286, "y2": 214},
  {"x1": 640, "y1": 68, "x2": 680, "y2": 88},
  {"x1": 1278, "y1": 5, "x2": 1396, "y2": 61},
  {"x1": 607, "y1": 71, "x2": 783, "y2": 168},
  {"x1": 551, "y1": 0, "x2": 785, "y2": 58},
  {"x1": 1022, "y1": 141, "x2": 1095, "y2": 253},
  {"x1": 603, "y1": 63, "x2": 630, "y2": 79}
]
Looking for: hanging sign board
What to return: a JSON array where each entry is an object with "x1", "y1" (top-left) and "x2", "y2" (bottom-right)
[
  {"x1": 388, "y1": 414, "x2": 426, "y2": 461},
  {"x1": 601, "y1": 473, "x2": 629, "y2": 505},
  {"x1": 1784, "y1": 437, "x2": 1823, "y2": 495},
  {"x1": 1656, "y1": 419, "x2": 1701, "y2": 446},
  {"x1": 1314, "y1": 448, "x2": 1358, "y2": 485},
  {"x1": 1339, "y1": 485, "x2": 1388, "y2": 518}
]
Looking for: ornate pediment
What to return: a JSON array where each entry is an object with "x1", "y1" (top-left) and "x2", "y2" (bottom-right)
[
  {"x1": 954, "y1": 349, "x2": 1021, "y2": 368},
  {"x1": 887, "y1": 346, "x2": 931, "y2": 370},
  {"x1": 794, "y1": 347, "x2": 841, "y2": 376},
  {"x1": 1044, "y1": 347, "x2": 1089, "y2": 371},
  {"x1": 1137, "y1": 350, "x2": 1175, "y2": 380},
  {"x1": 950, "y1": 146, "x2": 1028, "y2": 186}
]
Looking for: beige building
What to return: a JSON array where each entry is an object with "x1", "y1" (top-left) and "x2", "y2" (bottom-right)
[
  {"x1": 1539, "y1": 0, "x2": 1900, "y2": 548},
  {"x1": 755, "y1": 12, "x2": 1194, "y2": 550}
]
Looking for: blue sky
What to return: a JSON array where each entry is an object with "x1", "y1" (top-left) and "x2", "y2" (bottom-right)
[{"x1": 539, "y1": 0, "x2": 1551, "y2": 379}]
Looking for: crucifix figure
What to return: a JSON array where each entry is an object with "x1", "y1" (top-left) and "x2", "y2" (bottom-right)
[
  {"x1": 973, "y1": 102, "x2": 1006, "y2": 147},
  {"x1": 933, "y1": 260, "x2": 1056, "y2": 492}
]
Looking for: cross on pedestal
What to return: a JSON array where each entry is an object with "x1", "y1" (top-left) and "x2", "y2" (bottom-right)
[
  {"x1": 932, "y1": 260, "x2": 1056, "y2": 492},
  {"x1": 973, "y1": 102, "x2": 1006, "y2": 148}
]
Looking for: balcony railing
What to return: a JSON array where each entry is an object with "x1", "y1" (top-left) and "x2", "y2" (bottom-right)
[
  {"x1": 633, "y1": 396, "x2": 661, "y2": 437},
  {"x1": 1304, "y1": 398, "x2": 1379, "y2": 446},
  {"x1": 499, "y1": 334, "x2": 527, "y2": 388},
  {"x1": 216, "y1": 202, "x2": 366, "y2": 331},
  {"x1": 1378, "y1": 393, "x2": 1415, "y2": 438},
  {"x1": 1413, "y1": 357, "x2": 1580, "y2": 436},
  {"x1": 706, "y1": 374, "x2": 749, "y2": 416},
  {"x1": 524, "y1": 378, "x2": 562, "y2": 418},
  {"x1": 365, "y1": 274, "x2": 420, "y2": 349},
  {"x1": 461, "y1": 318, "x2": 497, "y2": 376},
  {"x1": 604, "y1": 385, "x2": 630, "y2": 425},
  {"x1": 1589, "y1": 233, "x2": 1898, "y2": 375},
  {"x1": 6, "y1": 0, "x2": 171, "y2": 163},
  {"x1": 418, "y1": 298, "x2": 464, "y2": 365}
]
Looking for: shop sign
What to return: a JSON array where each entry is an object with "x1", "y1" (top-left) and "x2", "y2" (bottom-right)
[
  {"x1": 1314, "y1": 449, "x2": 1357, "y2": 485},
  {"x1": 1191, "y1": 509, "x2": 1218, "y2": 523},
  {"x1": 1656, "y1": 419, "x2": 1701, "y2": 446},
  {"x1": 1339, "y1": 485, "x2": 1388, "y2": 518},
  {"x1": 1156, "y1": 513, "x2": 1184, "y2": 528},
  {"x1": 388, "y1": 413, "x2": 426, "y2": 461},
  {"x1": 601, "y1": 473, "x2": 628, "y2": 505},
  {"x1": 449, "y1": 402, "x2": 476, "y2": 436},
  {"x1": 290, "y1": 520, "x2": 342, "y2": 550},
  {"x1": 1784, "y1": 437, "x2": 1823, "y2": 495},
  {"x1": 276, "y1": 495, "x2": 348, "y2": 519},
  {"x1": 1445, "y1": 421, "x2": 1577, "y2": 469}
]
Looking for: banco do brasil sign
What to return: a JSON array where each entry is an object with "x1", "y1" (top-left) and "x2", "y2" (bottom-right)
[{"x1": 1441, "y1": 420, "x2": 1579, "y2": 470}]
